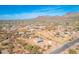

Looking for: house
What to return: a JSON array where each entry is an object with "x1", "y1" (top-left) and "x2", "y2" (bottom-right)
[{"x1": 34, "y1": 36, "x2": 44, "y2": 43}]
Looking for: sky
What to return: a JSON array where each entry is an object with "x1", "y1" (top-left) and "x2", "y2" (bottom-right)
[{"x1": 0, "y1": 5, "x2": 79, "y2": 20}]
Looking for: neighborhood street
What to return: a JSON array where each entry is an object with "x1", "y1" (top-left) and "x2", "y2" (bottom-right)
[{"x1": 50, "y1": 38, "x2": 79, "y2": 54}]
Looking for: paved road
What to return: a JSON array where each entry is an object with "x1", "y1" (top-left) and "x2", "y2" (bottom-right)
[{"x1": 50, "y1": 38, "x2": 79, "y2": 54}]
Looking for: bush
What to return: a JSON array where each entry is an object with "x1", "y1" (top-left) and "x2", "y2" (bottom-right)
[
  {"x1": 31, "y1": 45, "x2": 40, "y2": 54},
  {"x1": 68, "y1": 49, "x2": 77, "y2": 54},
  {"x1": 24, "y1": 44, "x2": 33, "y2": 51},
  {"x1": 24, "y1": 44, "x2": 41, "y2": 54}
]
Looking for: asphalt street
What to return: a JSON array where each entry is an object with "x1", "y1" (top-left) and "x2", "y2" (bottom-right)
[{"x1": 50, "y1": 38, "x2": 79, "y2": 54}]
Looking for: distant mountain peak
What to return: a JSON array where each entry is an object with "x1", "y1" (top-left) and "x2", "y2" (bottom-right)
[{"x1": 65, "y1": 12, "x2": 79, "y2": 17}]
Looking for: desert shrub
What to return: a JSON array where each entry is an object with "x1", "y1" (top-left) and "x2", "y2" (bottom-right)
[
  {"x1": 68, "y1": 49, "x2": 77, "y2": 54},
  {"x1": 24, "y1": 44, "x2": 33, "y2": 51}
]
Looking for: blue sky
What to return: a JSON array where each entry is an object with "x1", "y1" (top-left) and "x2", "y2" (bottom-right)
[{"x1": 0, "y1": 5, "x2": 79, "y2": 20}]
